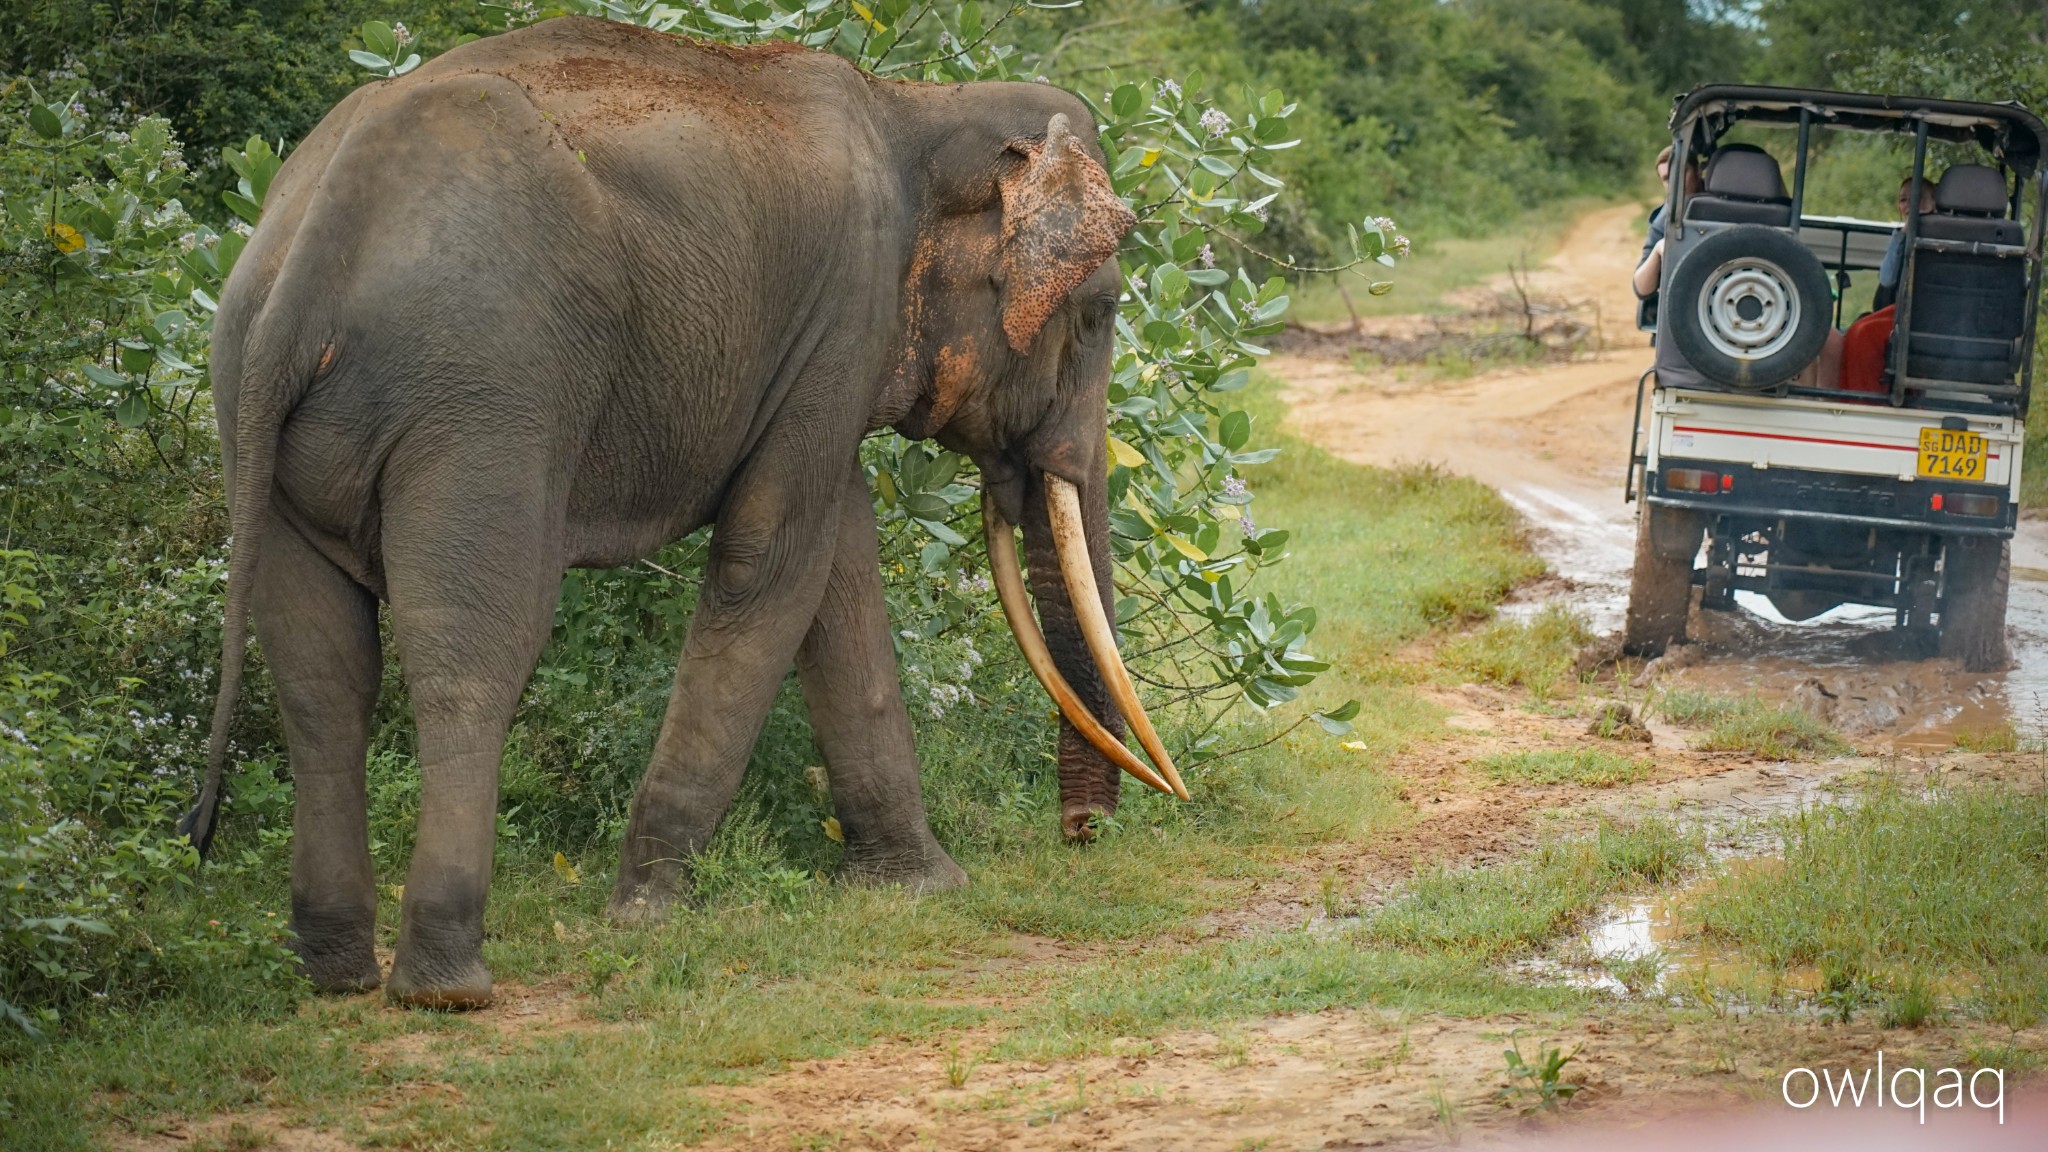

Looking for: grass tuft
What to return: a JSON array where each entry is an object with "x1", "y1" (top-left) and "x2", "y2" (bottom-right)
[
  {"x1": 1951, "y1": 722, "x2": 2022, "y2": 753},
  {"x1": 1361, "y1": 820, "x2": 1703, "y2": 959},
  {"x1": 1655, "y1": 690, "x2": 1850, "y2": 759},
  {"x1": 1474, "y1": 747, "x2": 1651, "y2": 787},
  {"x1": 1437, "y1": 605, "x2": 1590, "y2": 701}
]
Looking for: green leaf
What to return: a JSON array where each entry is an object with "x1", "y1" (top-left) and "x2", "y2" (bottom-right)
[
  {"x1": 216, "y1": 230, "x2": 247, "y2": 279},
  {"x1": 81, "y1": 365, "x2": 126, "y2": 390},
  {"x1": 118, "y1": 344, "x2": 155, "y2": 374},
  {"x1": 900, "y1": 492, "x2": 950, "y2": 520},
  {"x1": 1111, "y1": 83, "x2": 1143, "y2": 118},
  {"x1": 114, "y1": 392, "x2": 151, "y2": 428},
  {"x1": 1218, "y1": 411, "x2": 1250, "y2": 451},
  {"x1": 222, "y1": 191, "x2": 263, "y2": 226},
  {"x1": 349, "y1": 49, "x2": 394, "y2": 71},
  {"x1": 27, "y1": 103, "x2": 62, "y2": 139},
  {"x1": 361, "y1": 21, "x2": 399, "y2": 60},
  {"x1": 914, "y1": 517, "x2": 967, "y2": 547}
]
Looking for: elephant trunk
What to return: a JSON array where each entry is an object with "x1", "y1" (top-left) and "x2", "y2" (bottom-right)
[
  {"x1": 989, "y1": 464, "x2": 1181, "y2": 839},
  {"x1": 1021, "y1": 471, "x2": 1120, "y2": 838}
]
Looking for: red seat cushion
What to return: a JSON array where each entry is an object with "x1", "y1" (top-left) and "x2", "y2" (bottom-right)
[{"x1": 1840, "y1": 305, "x2": 1895, "y2": 395}]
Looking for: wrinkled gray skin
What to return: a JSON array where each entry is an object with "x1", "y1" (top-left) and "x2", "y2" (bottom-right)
[{"x1": 196, "y1": 16, "x2": 1139, "y2": 1007}]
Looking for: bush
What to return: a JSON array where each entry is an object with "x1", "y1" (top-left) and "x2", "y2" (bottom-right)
[{"x1": 1, "y1": 553, "x2": 297, "y2": 1037}]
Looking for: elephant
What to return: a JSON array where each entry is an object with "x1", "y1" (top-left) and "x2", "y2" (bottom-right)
[{"x1": 182, "y1": 15, "x2": 1186, "y2": 1009}]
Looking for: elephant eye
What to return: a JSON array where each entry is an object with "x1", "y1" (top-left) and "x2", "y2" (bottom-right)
[{"x1": 1082, "y1": 292, "x2": 1117, "y2": 330}]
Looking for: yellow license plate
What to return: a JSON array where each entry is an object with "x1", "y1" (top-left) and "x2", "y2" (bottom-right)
[{"x1": 1917, "y1": 428, "x2": 1987, "y2": 481}]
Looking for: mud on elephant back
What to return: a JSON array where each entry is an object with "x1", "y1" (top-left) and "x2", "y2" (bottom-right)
[{"x1": 181, "y1": 16, "x2": 1184, "y2": 1009}]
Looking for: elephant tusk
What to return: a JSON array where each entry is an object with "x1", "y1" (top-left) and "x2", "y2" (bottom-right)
[
  {"x1": 1042, "y1": 475, "x2": 1190, "y2": 800},
  {"x1": 983, "y1": 493, "x2": 1174, "y2": 796}
]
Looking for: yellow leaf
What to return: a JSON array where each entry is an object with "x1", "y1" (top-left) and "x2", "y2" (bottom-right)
[
  {"x1": 45, "y1": 221, "x2": 83, "y2": 254},
  {"x1": 1140, "y1": 149, "x2": 1160, "y2": 167},
  {"x1": 552, "y1": 851, "x2": 581, "y2": 885},
  {"x1": 385, "y1": 884, "x2": 404, "y2": 902},
  {"x1": 553, "y1": 919, "x2": 569, "y2": 942},
  {"x1": 849, "y1": 0, "x2": 885, "y2": 29},
  {"x1": 1341, "y1": 741, "x2": 1370, "y2": 751},
  {"x1": 1164, "y1": 533, "x2": 1208, "y2": 561},
  {"x1": 821, "y1": 817, "x2": 844, "y2": 843},
  {"x1": 1108, "y1": 435, "x2": 1146, "y2": 469}
]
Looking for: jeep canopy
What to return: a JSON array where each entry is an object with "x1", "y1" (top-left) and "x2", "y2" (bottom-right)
[{"x1": 1671, "y1": 85, "x2": 2048, "y2": 174}]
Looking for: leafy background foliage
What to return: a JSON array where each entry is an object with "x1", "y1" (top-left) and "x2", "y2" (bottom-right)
[{"x1": 5, "y1": 0, "x2": 2043, "y2": 1040}]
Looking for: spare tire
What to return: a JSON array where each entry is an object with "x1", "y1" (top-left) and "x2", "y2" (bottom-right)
[{"x1": 1666, "y1": 225, "x2": 1832, "y2": 389}]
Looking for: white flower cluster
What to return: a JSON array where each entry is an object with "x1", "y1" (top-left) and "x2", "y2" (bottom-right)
[
  {"x1": 1370, "y1": 216, "x2": 1412, "y2": 257},
  {"x1": 1198, "y1": 107, "x2": 1231, "y2": 138}
]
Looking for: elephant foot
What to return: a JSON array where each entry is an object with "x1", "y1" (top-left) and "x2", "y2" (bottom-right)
[
  {"x1": 842, "y1": 844, "x2": 969, "y2": 895},
  {"x1": 289, "y1": 906, "x2": 381, "y2": 993},
  {"x1": 606, "y1": 883, "x2": 681, "y2": 927},
  {"x1": 385, "y1": 952, "x2": 493, "y2": 1010},
  {"x1": 293, "y1": 948, "x2": 382, "y2": 994},
  {"x1": 1061, "y1": 802, "x2": 1113, "y2": 842},
  {"x1": 387, "y1": 915, "x2": 492, "y2": 1009}
]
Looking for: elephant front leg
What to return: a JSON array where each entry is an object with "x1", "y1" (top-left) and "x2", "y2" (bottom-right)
[
  {"x1": 608, "y1": 452, "x2": 849, "y2": 922},
  {"x1": 796, "y1": 464, "x2": 967, "y2": 894}
]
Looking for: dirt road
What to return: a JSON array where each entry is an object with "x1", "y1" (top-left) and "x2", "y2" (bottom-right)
[{"x1": 1275, "y1": 202, "x2": 2048, "y2": 746}]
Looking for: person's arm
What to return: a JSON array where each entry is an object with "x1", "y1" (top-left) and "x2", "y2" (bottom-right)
[
  {"x1": 1633, "y1": 239, "x2": 1664, "y2": 299},
  {"x1": 1871, "y1": 231, "x2": 1902, "y2": 312}
]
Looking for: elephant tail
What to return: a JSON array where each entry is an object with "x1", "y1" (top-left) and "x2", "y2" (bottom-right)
[{"x1": 180, "y1": 338, "x2": 319, "y2": 858}]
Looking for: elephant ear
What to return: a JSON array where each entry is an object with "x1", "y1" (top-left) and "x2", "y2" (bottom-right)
[{"x1": 998, "y1": 113, "x2": 1137, "y2": 355}]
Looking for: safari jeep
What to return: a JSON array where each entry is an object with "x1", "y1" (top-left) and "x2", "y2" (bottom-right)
[{"x1": 1626, "y1": 85, "x2": 2047, "y2": 671}]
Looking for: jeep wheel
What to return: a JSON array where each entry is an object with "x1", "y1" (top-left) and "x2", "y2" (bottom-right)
[
  {"x1": 1624, "y1": 502, "x2": 1703, "y2": 658},
  {"x1": 1666, "y1": 225, "x2": 1832, "y2": 389},
  {"x1": 1939, "y1": 535, "x2": 2011, "y2": 672}
]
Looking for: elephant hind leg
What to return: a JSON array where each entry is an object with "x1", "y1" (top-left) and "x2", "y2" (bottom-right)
[
  {"x1": 255, "y1": 512, "x2": 384, "y2": 993},
  {"x1": 379, "y1": 476, "x2": 563, "y2": 1009}
]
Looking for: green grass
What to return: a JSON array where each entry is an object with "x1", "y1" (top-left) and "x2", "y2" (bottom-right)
[
  {"x1": 1288, "y1": 195, "x2": 1615, "y2": 325},
  {"x1": 1437, "y1": 605, "x2": 1591, "y2": 701},
  {"x1": 1654, "y1": 689, "x2": 1851, "y2": 759},
  {"x1": 1690, "y1": 779, "x2": 2048, "y2": 1028},
  {"x1": 1242, "y1": 382, "x2": 1543, "y2": 686},
  {"x1": 1361, "y1": 820, "x2": 1704, "y2": 959},
  {"x1": 1475, "y1": 747, "x2": 1652, "y2": 788},
  {"x1": 1951, "y1": 722, "x2": 2024, "y2": 753},
  {"x1": 1, "y1": 383, "x2": 1551, "y2": 1149}
]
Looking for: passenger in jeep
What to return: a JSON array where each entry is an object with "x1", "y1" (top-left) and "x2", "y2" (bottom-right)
[
  {"x1": 1874, "y1": 175, "x2": 1939, "y2": 312},
  {"x1": 1632, "y1": 144, "x2": 1703, "y2": 299},
  {"x1": 1841, "y1": 172, "x2": 1958, "y2": 395}
]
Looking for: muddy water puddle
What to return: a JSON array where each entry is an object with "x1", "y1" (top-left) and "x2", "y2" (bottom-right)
[
  {"x1": 1519, "y1": 859, "x2": 1825, "y2": 1004},
  {"x1": 1508, "y1": 504, "x2": 2048, "y2": 746}
]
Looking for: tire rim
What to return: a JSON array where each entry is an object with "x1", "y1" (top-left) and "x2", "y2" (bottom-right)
[{"x1": 1696, "y1": 256, "x2": 1800, "y2": 361}]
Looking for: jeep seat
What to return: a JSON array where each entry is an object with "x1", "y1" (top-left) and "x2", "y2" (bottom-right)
[
  {"x1": 1906, "y1": 164, "x2": 2026, "y2": 387},
  {"x1": 1683, "y1": 144, "x2": 1793, "y2": 227}
]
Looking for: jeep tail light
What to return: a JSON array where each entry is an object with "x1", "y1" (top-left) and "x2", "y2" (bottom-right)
[
  {"x1": 1951, "y1": 493, "x2": 2002, "y2": 518},
  {"x1": 1665, "y1": 468, "x2": 1723, "y2": 493}
]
